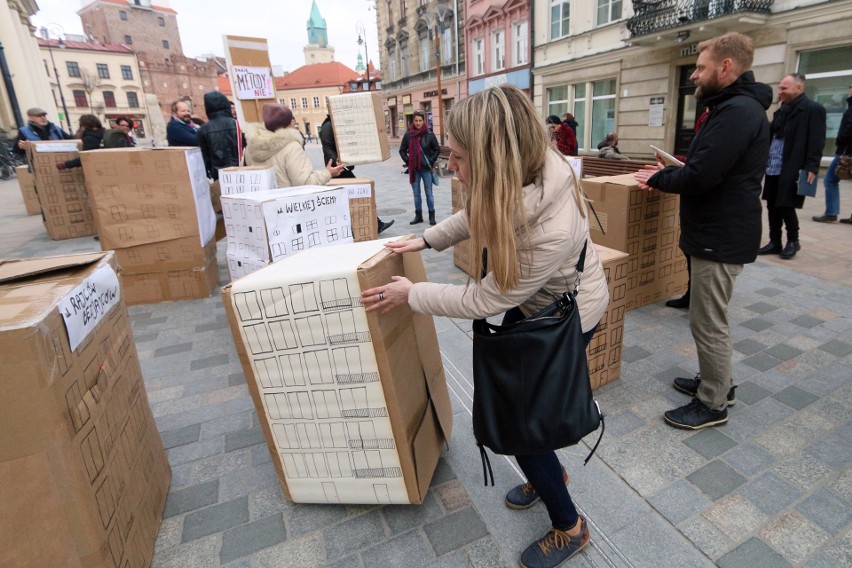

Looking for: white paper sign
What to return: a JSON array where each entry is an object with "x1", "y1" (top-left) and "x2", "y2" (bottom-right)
[
  {"x1": 232, "y1": 66, "x2": 274, "y2": 100},
  {"x1": 648, "y1": 96, "x2": 665, "y2": 127},
  {"x1": 35, "y1": 142, "x2": 79, "y2": 153},
  {"x1": 567, "y1": 158, "x2": 582, "y2": 178},
  {"x1": 185, "y1": 149, "x2": 217, "y2": 246},
  {"x1": 345, "y1": 184, "x2": 372, "y2": 199},
  {"x1": 59, "y1": 265, "x2": 121, "y2": 351}
]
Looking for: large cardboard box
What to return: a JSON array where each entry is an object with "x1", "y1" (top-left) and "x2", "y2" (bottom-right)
[
  {"x1": 219, "y1": 165, "x2": 277, "y2": 196},
  {"x1": 16, "y1": 165, "x2": 41, "y2": 216},
  {"x1": 0, "y1": 252, "x2": 170, "y2": 568},
  {"x1": 329, "y1": 92, "x2": 391, "y2": 165},
  {"x1": 327, "y1": 177, "x2": 379, "y2": 242},
  {"x1": 221, "y1": 237, "x2": 453, "y2": 504},
  {"x1": 222, "y1": 185, "x2": 351, "y2": 280},
  {"x1": 26, "y1": 140, "x2": 96, "y2": 239},
  {"x1": 586, "y1": 245, "x2": 629, "y2": 390},
  {"x1": 580, "y1": 174, "x2": 687, "y2": 310}
]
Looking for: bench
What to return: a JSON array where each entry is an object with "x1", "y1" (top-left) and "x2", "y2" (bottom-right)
[
  {"x1": 581, "y1": 156, "x2": 654, "y2": 178},
  {"x1": 437, "y1": 146, "x2": 453, "y2": 176}
]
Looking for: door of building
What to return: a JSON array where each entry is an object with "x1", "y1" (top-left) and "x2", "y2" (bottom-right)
[{"x1": 674, "y1": 65, "x2": 706, "y2": 156}]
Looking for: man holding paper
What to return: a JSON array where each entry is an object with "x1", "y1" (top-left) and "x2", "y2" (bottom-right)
[
  {"x1": 757, "y1": 73, "x2": 826, "y2": 259},
  {"x1": 635, "y1": 33, "x2": 771, "y2": 430}
]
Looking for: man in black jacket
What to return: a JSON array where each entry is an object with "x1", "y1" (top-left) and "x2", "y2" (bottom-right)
[
  {"x1": 814, "y1": 84, "x2": 852, "y2": 224},
  {"x1": 636, "y1": 32, "x2": 772, "y2": 430},
  {"x1": 199, "y1": 91, "x2": 243, "y2": 213},
  {"x1": 757, "y1": 74, "x2": 826, "y2": 258}
]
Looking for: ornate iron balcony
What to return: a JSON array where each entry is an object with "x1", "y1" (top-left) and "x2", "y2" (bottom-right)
[{"x1": 627, "y1": 0, "x2": 774, "y2": 37}]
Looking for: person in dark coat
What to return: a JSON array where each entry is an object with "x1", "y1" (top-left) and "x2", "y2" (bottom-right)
[
  {"x1": 757, "y1": 73, "x2": 826, "y2": 259},
  {"x1": 400, "y1": 110, "x2": 440, "y2": 225},
  {"x1": 561, "y1": 112, "x2": 579, "y2": 136},
  {"x1": 56, "y1": 114, "x2": 130, "y2": 170},
  {"x1": 198, "y1": 91, "x2": 242, "y2": 180},
  {"x1": 320, "y1": 115, "x2": 394, "y2": 234},
  {"x1": 635, "y1": 32, "x2": 772, "y2": 431},
  {"x1": 166, "y1": 100, "x2": 199, "y2": 146},
  {"x1": 813, "y1": 83, "x2": 852, "y2": 223}
]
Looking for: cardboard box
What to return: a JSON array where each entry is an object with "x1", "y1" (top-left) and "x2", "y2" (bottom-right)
[
  {"x1": 0, "y1": 252, "x2": 170, "y2": 568},
  {"x1": 26, "y1": 140, "x2": 96, "y2": 239},
  {"x1": 219, "y1": 165, "x2": 277, "y2": 196},
  {"x1": 581, "y1": 174, "x2": 687, "y2": 310},
  {"x1": 329, "y1": 92, "x2": 391, "y2": 165},
  {"x1": 327, "y1": 177, "x2": 378, "y2": 242},
  {"x1": 16, "y1": 165, "x2": 41, "y2": 216},
  {"x1": 222, "y1": 185, "x2": 352, "y2": 280},
  {"x1": 586, "y1": 245, "x2": 629, "y2": 390},
  {"x1": 221, "y1": 237, "x2": 453, "y2": 504}
]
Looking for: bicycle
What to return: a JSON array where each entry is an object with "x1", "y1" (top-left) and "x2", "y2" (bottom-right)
[{"x1": 0, "y1": 141, "x2": 26, "y2": 179}]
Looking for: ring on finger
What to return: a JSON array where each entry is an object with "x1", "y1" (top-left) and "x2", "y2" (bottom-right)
[{"x1": 379, "y1": 292, "x2": 385, "y2": 300}]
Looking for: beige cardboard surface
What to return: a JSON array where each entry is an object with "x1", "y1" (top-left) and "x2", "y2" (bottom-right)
[
  {"x1": 327, "y1": 177, "x2": 378, "y2": 242},
  {"x1": 223, "y1": 35, "x2": 276, "y2": 126},
  {"x1": 329, "y1": 93, "x2": 391, "y2": 165},
  {"x1": 112, "y1": 235, "x2": 216, "y2": 276},
  {"x1": 16, "y1": 165, "x2": 41, "y2": 216},
  {"x1": 221, "y1": 236, "x2": 451, "y2": 504},
  {"x1": 119, "y1": 240, "x2": 219, "y2": 305},
  {"x1": 26, "y1": 140, "x2": 96, "y2": 240},
  {"x1": 587, "y1": 245, "x2": 629, "y2": 390},
  {"x1": 0, "y1": 252, "x2": 170, "y2": 568}
]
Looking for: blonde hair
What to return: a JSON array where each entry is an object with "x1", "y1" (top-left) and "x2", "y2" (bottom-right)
[
  {"x1": 698, "y1": 32, "x2": 754, "y2": 73},
  {"x1": 447, "y1": 84, "x2": 550, "y2": 292}
]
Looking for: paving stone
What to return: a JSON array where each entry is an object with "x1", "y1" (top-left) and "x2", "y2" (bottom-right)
[
  {"x1": 678, "y1": 515, "x2": 734, "y2": 560},
  {"x1": 181, "y1": 375, "x2": 232, "y2": 397},
  {"x1": 423, "y1": 506, "x2": 489, "y2": 557},
  {"x1": 325, "y1": 557, "x2": 363, "y2": 568},
  {"x1": 187, "y1": 448, "x2": 254, "y2": 486},
  {"x1": 763, "y1": 343, "x2": 804, "y2": 361},
  {"x1": 741, "y1": 318, "x2": 774, "y2": 332},
  {"x1": 429, "y1": 457, "x2": 457, "y2": 487},
  {"x1": 253, "y1": 532, "x2": 326, "y2": 568},
  {"x1": 721, "y1": 443, "x2": 776, "y2": 476},
  {"x1": 160, "y1": 423, "x2": 202, "y2": 450},
  {"x1": 733, "y1": 338, "x2": 767, "y2": 355},
  {"x1": 228, "y1": 372, "x2": 246, "y2": 386},
  {"x1": 190, "y1": 353, "x2": 230, "y2": 371},
  {"x1": 195, "y1": 320, "x2": 230, "y2": 333},
  {"x1": 796, "y1": 489, "x2": 852, "y2": 534},
  {"x1": 772, "y1": 385, "x2": 819, "y2": 410},
  {"x1": 819, "y1": 339, "x2": 852, "y2": 357},
  {"x1": 827, "y1": 468, "x2": 852, "y2": 502},
  {"x1": 324, "y1": 510, "x2": 387, "y2": 561},
  {"x1": 224, "y1": 425, "x2": 266, "y2": 452},
  {"x1": 219, "y1": 513, "x2": 287, "y2": 564},
  {"x1": 434, "y1": 480, "x2": 472, "y2": 513},
  {"x1": 248, "y1": 485, "x2": 292, "y2": 522},
  {"x1": 790, "y1": 314, "x2": 824, "y2": 328},
  {"x1": 759, "y1": 511, "x2": 831, "y2": 565},
  {"x1": 182, "y1": 496, "x2": 249, "y2": 543},
  {"x1": 134, "y1": 315, "x2": 169, "y2": 327},
  {"x1": 774, "y1": 454, "x2": 834, "y2": 490},
  {"x1": 134, "y1": 331, "x2": 160, "y2": 343},
  {"x1": 703, "y1": 494, "x2": 767, "y2": 540},
  {"x1": 167, "y1": 437, "x2": 225, "y2": 466},
  {"x1": 219, "y1": 462, "x2": 279, "y2": 501},
  {"x1": 465, "y1": 537, "x2": 511, "y2": 568},
  {"x1": 740, "y1": 352, "x2": 782, "y2": 372},
  {"x1": 286, "y1": 502, "x2": 353, "y2": 538},
  {"x1": 361, "y1": 528, "x2": 436, "y2": 568},
  {"x1": 199, "y1": 412, "x2": 254, "y2": 439},
  {"x1": 716, "y1": 537, "x2": 792, "y2": 568},
  {"x1": 153, "y1": 515, "x2": 184, "y2": 552},
  {"x1": 163, "y1": 480, "x2": 220, "y2": 518},
  {"x1": 622, "y1": 345, "x2": 652, "y2": 363},
  {"x1": 620, "y1": 461, "x2": 668, "y2": 498},
  {"x1": 687, "y1": 460, "x2": 747, "y2": 500},
  {"x1": 682, "y1": 428, "x2": 737, "y2": 460},
  {"x1": 152, "y1": 534, "x2": 221, "y2": 568},
  {"x1": 745, "y1": 301, "x2": 779, "y2": 314},
  {"x1": 734, "y1": 381, "x2": 773, "y2": 405},
  {"x1": 755, "y1": 287, "x2": 785, "y2": 297},
  {"x1": 602, "y1": 409, "x2": 646, "y2": 438},
  {"x1": 648, "y1": 480, "x2": 712, "y2": 525},
  {"x1": 737, "y1": 472, "x2": 802, "y2": 515},
  {"x1": 154, "y1": 342, "x2": 194, "y2": 357},
  {"x1": 805, "y1": 433, "x2": 852, "y2": 469}
]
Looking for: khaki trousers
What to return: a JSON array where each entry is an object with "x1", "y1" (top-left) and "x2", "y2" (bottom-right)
[{"x1": 690, "y1": 257, "x2": 743, "y2": 411}]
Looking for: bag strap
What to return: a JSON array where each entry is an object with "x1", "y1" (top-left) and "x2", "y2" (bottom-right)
[{"x1": 478, "y1": 443, "x2": 495, "y2": 486}]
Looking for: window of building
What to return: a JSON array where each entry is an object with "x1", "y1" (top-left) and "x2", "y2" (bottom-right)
[
  {"x1": 551, "y1": 0, "x2": 570, "y2": 40},
  {"x1": 313, "y1": 96, "x2": 320, "y2": 108},
  {"x1": 798, "y1": 45, "x2": 852, "y2": 156},
  {"x1": 97, "y1": 63, "x2": 110, "y2": 79},
  {"x1": 563, "y1": 79, "x2": 616, "y2": 150},
  {"x1": 573, "y1": 84, "x2": 586, "y2": 147},
  {"x1": 597, "y1": 0, "x2": 622, "y2": 26},
  {"x1": 441, "y1": 27, "x2": 452, "y2": 65},
  {"x1": 103, "y1": 90, "x2": 117, "y2": 108},
  {"x1": 388, "y1": 48, "x2": 398, "y2": 81},
  {"x1": 127, "y1": 91, "x2": 139, "y2": 108},
  {"x1": 301, "y1": 97, "x2": 308, "y2": 109},
  {"x1": 400, "y1": 42, "x2": 410, "y2": 77},
  {"x1": 121, "y1": 65, "x2": 133, "y2": 80},
  {"x1": 162, "y1": 40, "x2": 170, "y2": 49},
  {"x1": 547, "y1": 85, "x2": 569, "y2": 119},
  {"x1": 43, "y1": 59, "x2": 49, "y2": 77},
  {"x1": 124, "y1": 35, "x2": 132, "y2": 45},
  {"x1": 66, "y1": 61, "x2": 81, "y2": 78},
  {"x1": 419, "y1": 32, "x2": 431, "y2": 72},
  {"x1": 513, "y1": 21, "x2": 529, "y2": 66},
  {"x1": 119, "y1": 10, "x2": 127, "y2": 20},
  {"x1": 73, "y1": 90, "x2": 88, "y2": 108},
  {"x1": 491, "y1": 30, "x2": 505, "y2": 72},
  {"x1": 290, "y1": 97, "x2": 297, "y2": 108},
  {"x1": 158, "y1": 16, "x2": 165, "y2": 26},
  {"x1": 591, "y1": 78, "x2": 617, "y2": 145},
  {"x1": 472, "y1": 38, "x2": 484, "y2": 76}
]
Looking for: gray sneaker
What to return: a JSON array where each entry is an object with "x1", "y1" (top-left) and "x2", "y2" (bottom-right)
[
  {"x1": 673, "y1": 373, "x2": 736, "y2": 406},
  {"x1": 505, "y1": 468, "x2": 569, "y2": 510}
]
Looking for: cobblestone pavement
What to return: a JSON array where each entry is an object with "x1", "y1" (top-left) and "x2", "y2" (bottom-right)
[{"x1": 1, "y1": 144, "x2": 849, "y2": 568}]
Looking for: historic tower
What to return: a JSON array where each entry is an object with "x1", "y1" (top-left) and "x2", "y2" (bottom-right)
[{"x1": 303, "y1": 1, "x2": 335, "y2": 65}]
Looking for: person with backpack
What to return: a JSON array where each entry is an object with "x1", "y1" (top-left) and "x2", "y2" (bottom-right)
[{"x1": 56, "y1": 114, "x2": 130, "y2": 170}]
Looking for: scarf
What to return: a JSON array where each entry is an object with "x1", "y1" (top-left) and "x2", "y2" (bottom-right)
[
  {"x1": 770, "y1": 94, "x2": 802, "y2": 139},
  {"x1": 407, "y1": 124, "x2": 426, "y2": 183}
]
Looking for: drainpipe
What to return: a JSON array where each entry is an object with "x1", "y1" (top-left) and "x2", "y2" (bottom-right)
[{"x1": 0, "y1": 42, "x2": 24, "y2": 128}]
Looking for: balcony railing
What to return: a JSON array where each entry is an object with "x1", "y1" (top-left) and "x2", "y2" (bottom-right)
[{"x1": 627, "y1": 0, "x2": 773, "y2": 37}]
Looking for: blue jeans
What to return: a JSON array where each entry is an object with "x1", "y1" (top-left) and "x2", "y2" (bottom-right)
[
  {"x1": 411, "y1": 168, "x2": 435, "y2": 212},
  {"x1": 823, "y1": 154, "x2": 841, "y2": 216},
  {"x1": 503, "y1": 307, "x2": 598, "y2": 531}
]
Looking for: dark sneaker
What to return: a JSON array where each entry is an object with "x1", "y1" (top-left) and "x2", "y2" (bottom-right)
[
  {"x1": 812, "y1": 215, "x2": 837, "y2": 223},
  {"x1": 665, "y1": 294, "x2": 690, "y2": 309},
  {"x1": 780, "y1": 240, "x2": 801, "y2": 260},
  {"x1": 840, "y1": 217, "x2": 852, "y2": 225},
  {"x1": 673, "y1": 373, "x2": 736, "y2": 406},
  {"x1": 377, "y1": 219, "x2": 395, "y2": 234},
  {"x1": 664, "y1": 398, "x2": 728, "y2": 430},
  {"x1": 505, "y1": 468, "x2": 569, "y2": 510},
  {"x1": 520, "y1": 517, "x2": 590, "y2": 568},
  {"x1": 757, "y1": 241, "x2": 782, "y2": 255}
]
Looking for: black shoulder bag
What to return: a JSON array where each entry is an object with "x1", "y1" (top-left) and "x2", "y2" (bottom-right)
[{"x1": 471, "y1": 241, "x2": 604, "y2": 485}]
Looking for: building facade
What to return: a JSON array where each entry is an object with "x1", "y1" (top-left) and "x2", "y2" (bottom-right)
[
  {"x1": 376, "y1": 0, "x2": 467, "y2": 142},
  {"x1": 466, "y1": 0, "x2": 531, "y2": 96},
  {"x1": 532, "y1": 0, "x2": 852, "y2": 159},
  {"x1": 37, "y1": 38, "x2": 151, "y2": 138},
  {"x1": 78, "y1": 0, "x2": 220, "y2": 122}
]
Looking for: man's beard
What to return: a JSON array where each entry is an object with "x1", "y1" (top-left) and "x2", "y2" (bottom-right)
[{"x1": 695, "y1": 71, "x2": 722, "y2": 102}]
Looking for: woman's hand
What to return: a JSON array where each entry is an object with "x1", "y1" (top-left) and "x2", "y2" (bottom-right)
[
  {"x1": 361, "y1": 276, "x2": 413, "y2": 313},
  {"x1": 384, "y1": 238, "x2": 427, "y2": 254},
  {"x1": 326, "y1": 160, "x2": 346, "y2": 177}
]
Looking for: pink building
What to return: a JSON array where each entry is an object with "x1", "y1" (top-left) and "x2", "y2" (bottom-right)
[{"x1": 465, "y1": 0, "x2": 530, "y2": 95}]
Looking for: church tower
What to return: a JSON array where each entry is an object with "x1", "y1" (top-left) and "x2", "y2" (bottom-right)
[{"x1": 304, "y1": 1, "x2": 335, "y2": 65}]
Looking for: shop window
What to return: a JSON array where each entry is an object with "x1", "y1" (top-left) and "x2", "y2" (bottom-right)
[{"x1": 798, "y1": 45, "x2": 852, "y2": 156}]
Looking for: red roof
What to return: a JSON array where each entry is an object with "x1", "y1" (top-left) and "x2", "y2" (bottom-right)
[
  {"x1": 274, "y1": 61, "x2": 359, "y2": 90},
  {"x1": 78, "y1": 0, "x2": 177, "y2": 15},
  {"x1": 37, "y1": 37, "x2": 134, "y2": 53}
]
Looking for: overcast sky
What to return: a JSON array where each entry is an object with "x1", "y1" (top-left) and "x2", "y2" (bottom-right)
[{"x1": 31, "y1": 0, "x2": 380, "y2": 74}]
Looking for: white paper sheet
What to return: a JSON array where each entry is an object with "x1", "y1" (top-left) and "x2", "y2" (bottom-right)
[{"x1": 59, "y1": 264, "x2": 121, "y2": 351}]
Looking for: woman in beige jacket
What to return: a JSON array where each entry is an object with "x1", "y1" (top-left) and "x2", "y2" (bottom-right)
[
  {"x1": 361, "y1": 85, "x2": 608, "y2": 568},
  {"x1": 245, "y1": 104, "x2": 344, "y2": 187}
]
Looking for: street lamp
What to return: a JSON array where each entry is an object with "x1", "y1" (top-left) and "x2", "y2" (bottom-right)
[
  {"x1": 42, "y1": 25, "x2": 72, "y2": 132},
  {"x1": 425, "y1": 4, "x2": 450, "y2": 145},
  {"x1": 356, "y1": 21, "x2": 370, "y2": 91}
]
